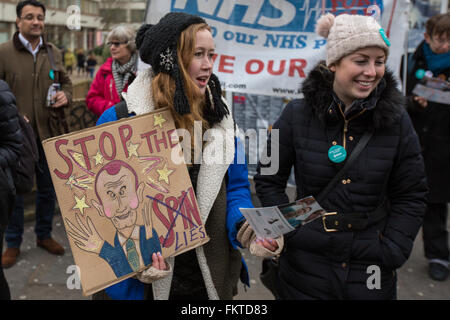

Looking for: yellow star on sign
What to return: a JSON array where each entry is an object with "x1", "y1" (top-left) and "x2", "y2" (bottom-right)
[
  {"x1": 73, "y1": 195, "x2": 90, "y2": 215},
  {"x1": 93, "y1": 151, "x2": 104, "y2": 166},
  {"x1": 153, "y1": 113, "x2": 166, "y2": 128},
  {"x1": 157, "y1": 163, "x2": 174, "y2": 185},
  {"x1": 127, "y1": 141, "x2": 140, "y2": 158}
]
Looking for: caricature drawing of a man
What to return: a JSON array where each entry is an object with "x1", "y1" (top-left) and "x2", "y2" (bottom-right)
[{"x1": 66, "y1": 160, "x2": 161, "y2": 278}]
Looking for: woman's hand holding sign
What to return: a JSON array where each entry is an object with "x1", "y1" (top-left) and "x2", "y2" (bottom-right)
[{"x1": 151, "y1": 252, "x2": 167, "y2": 271}]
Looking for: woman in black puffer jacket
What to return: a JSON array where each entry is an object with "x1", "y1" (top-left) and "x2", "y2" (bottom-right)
[
  {"x1": 252, "y1": 14, "x2": 428, "y2": 300},
  {"x1": 0, "y1": 80, "x2": 23, "y2": 300}
]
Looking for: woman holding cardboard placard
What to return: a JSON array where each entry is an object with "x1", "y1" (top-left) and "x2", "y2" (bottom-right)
[{"x1": 93, "y1": 12, "x2": 257, "y2": 300}]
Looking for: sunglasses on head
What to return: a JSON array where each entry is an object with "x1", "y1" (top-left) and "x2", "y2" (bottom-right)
[{"x1": 107, "y1": 41, "x2": 128, "y2": 47}]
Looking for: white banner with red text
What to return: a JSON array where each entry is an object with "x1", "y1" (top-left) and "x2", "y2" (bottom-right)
[{"x1": 146, "y1": 0, "x2": 408, "y2": 97}]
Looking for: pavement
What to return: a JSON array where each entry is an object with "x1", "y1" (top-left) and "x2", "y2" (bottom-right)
[
  {"x1": 2, "y1": 185, "x2": 449, "y2": 300},
  {"x1": 67, "y1": 67, "x2": 98, "y2": 90},
  {"x1": 68, "y1": 68, "x2": 97, "y2": 83}
]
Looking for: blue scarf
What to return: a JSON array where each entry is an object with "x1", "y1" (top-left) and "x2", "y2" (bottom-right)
[{"x1": 422, "y1": 42, "x2": 450, "y2": 76}]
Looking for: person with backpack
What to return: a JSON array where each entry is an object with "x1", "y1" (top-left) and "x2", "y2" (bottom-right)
[
  {"x1": 91, "y1": 12, "x2": 259, "y2": 300},
  {"x1": 251, "y1": 13, "x2": 428, "y2": 299},
  {"x1": 86, "y1": 25, "x2": 138, "y2": 117},
  {"x1": 0, "y1": 80, "x2": 23, "y2": 299},
  {"x1": 0, "y1": 0, "x2": 72, "y2": 269}
]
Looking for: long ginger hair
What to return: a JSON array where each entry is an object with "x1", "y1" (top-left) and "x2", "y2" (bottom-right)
[{"x1": 151, "y1": 23, "x2": 212, "y2": 149}]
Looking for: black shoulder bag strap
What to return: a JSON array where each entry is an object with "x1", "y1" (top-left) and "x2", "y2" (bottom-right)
[{"x1": 316, "y1": 129, "x2": 374, "y2": 204}]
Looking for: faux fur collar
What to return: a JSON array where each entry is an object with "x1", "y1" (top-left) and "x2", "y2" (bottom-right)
[
  {"x1": 301, "y1": 61, "x2": 405, "y2": 129},
  {"x1": 121, "y1": 68, "x2": 156, "y2": 115}
]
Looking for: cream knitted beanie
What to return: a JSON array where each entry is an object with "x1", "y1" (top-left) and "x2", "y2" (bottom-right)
[{"x1": 315, "y1": 13, "x2": 390, "y2": 66}]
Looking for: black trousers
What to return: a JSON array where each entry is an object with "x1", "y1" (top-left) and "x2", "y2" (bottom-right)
[
  {"x1": 0, "y1": 230, "x2": 11, "y2": 300},
  {"x1": 422, "y1": 203, "x2": 449, "y2": 261}
]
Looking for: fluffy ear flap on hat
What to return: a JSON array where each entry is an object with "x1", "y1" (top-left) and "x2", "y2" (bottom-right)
[
  {"x1": 203, "y1": 73, "x2": 229, "y2": 125},
  {"x1": 315, "y1": 13, "x2": 335, "y2": 39}
]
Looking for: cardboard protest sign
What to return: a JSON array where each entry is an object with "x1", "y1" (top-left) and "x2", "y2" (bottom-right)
[{"x1": 42, "y1": 108, "x2": 209, "y2": 296}]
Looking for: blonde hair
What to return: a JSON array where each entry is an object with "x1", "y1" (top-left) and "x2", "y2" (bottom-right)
[{"x1": 152, "y1": 23, "x2": 212, "y2": 147}]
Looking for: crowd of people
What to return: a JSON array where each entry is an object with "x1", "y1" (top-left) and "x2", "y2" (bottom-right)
[
  {"x1": 0, "y1": 0, "x2": 448, "y2": 300},
  {"x1": 61, "y1": 47, "x2": 97, "y2": 78}
]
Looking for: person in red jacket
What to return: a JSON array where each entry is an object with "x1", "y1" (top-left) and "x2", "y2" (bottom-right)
[{"x1": 86, "y1": 25, "x2": 138, "y2": 117}]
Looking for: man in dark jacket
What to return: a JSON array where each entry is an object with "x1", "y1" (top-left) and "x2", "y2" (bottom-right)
[
  {"x1": 0, "y1": 0, "x2": 72, "y2": 268},
  {"x1": 405, "y1": 13, "x2": 450, "y2": 281},
  {"x1": 0, "y1": 80, "x2": 23, "y2": 299}
]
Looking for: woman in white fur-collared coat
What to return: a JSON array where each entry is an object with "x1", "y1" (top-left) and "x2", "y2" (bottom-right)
[{"x1": 92, "y1": 12, "x2": 263, "y2": 300}]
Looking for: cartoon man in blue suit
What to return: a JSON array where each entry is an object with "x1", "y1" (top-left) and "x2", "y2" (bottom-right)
[{"x1": 66, "y1": 160, "x2": 161, "y2": 278}]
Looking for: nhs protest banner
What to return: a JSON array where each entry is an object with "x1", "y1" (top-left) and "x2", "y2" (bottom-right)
[
  {"x1": 146, "y1": 0, "x2": 407, "y2": 97},
  {"x1": 43, "y1": 108, "x2": 209, "y2": 296}
]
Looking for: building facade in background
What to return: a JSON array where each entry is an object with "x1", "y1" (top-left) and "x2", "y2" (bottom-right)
[
  {"x1": 99, "y1": 0, "x2": 145, "y2": 32},
  {"x1": 0, "y1": 0, "x2": 103, "y2": 50}
]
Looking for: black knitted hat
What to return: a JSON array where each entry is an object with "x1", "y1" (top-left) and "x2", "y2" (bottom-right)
[{"x1": 136, "y1": 12, "x2": 229, "y2": 121}]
